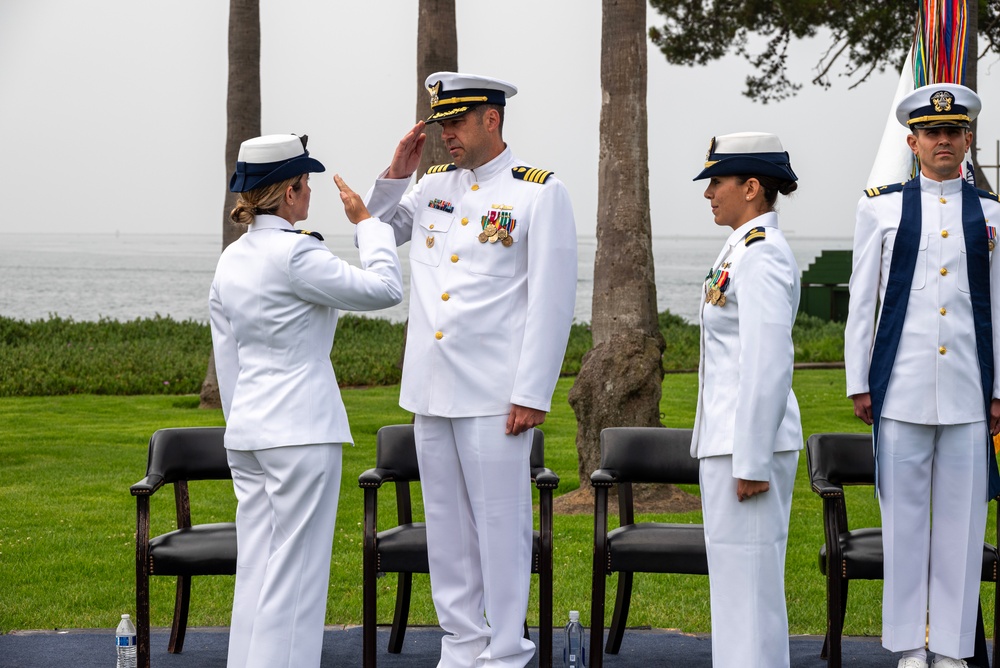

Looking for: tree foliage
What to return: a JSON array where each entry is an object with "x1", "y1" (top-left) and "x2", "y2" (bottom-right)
[{"x1": 649, "y1": 0, "x2": 1000, "y2": 104}]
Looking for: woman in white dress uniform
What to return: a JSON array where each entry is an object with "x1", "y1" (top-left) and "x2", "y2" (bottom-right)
[
  {"x1": 209, "y1": 134, "x2": 403, "y2": 668},
  {"x1": 690, "y1": 132, "x2": 803, "y2": 668}
]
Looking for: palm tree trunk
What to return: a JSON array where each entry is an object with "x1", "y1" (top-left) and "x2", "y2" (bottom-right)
[
  {"x1": 200, "y1": 0, "x2": 261, "y2": 409},
  {"x1": 416, "y1": 0, "x2": 457, "y2": 175},
  {"x1": 568, "y1": 0, "x2": 665, "y2": 491}
]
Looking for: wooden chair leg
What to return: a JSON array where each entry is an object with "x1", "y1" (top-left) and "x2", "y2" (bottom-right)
[
  {"x1": 825, "y1": 575, "x2": 845, "y2": 668},
  {"x1": 136, "y1": 565, "x2": 150, "y2": 668},
  {"x1": 993, "y1": 577, "x2": 999, "y2": 668},
  {"x1": 590, "y1": 487, "x2": 609, "y2": 668},
  {"x1": 539, "y1": 559, "x2": 552, "y2": 668},
  {"x1": 605, "y1": 572, "x2": 633, "y2": 654},
  {"x1": 387, "y1": 572, "x2": 412, "y2": 654},
  {"x1": 167, "y1": 575, "x2": 191, "y2": 653}
]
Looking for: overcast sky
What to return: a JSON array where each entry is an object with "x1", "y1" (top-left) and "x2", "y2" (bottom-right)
[{"x1": 1, "y1": 1, "x2": 998, "y2": 241}]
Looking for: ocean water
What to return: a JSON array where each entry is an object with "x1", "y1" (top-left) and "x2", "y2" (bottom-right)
[{"x1": 0, "y1": 233, "x2": 852, "y2": 325}]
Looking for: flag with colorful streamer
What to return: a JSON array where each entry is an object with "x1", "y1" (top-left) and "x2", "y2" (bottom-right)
[{"x1": 867, "y1": 0, "x2": 974, "y2": 188}]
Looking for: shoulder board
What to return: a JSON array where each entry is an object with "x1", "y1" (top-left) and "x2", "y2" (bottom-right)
[
  {"x1": 744, "y1": 226, "x2": 766, "y2": 247},
  {"x1": 864, "y1": 182, "x2": 905, "y2": 198},
  {"x1": 425, "y1": 163, "x2": 456, "y2": 175},
  {"x1": 511, "y1": 166, "x2": 554, "y2": 184},
  {"x1": 976, "y1": 188, "x2": 1000, "y2": 203},
  {"x1": 282, "y1": 228, "x2": 324, "y2": 241}
]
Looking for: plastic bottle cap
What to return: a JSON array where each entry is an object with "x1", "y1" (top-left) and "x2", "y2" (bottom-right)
[
  {"x1": 121, "y1": 614, "x2": 130, "y2": 619},
  {"x1": 569, "y1": 610, "x2": 580, "y2": 622}
]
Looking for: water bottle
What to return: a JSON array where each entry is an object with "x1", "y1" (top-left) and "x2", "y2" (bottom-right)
[
  {"x1": 115, "y1": 613, "x2": 137, "y2": 668},
  {"x1": 563, "y1": 610, "x2": 586, "y2": 668}
]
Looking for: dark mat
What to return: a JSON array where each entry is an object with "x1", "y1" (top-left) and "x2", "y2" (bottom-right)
[{"x1": 0, "y1": 625, "x2": 972, "y2": 667}]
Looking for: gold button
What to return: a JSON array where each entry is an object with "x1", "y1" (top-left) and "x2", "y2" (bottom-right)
[
  {"x1": 940, "y1": 307, "x2": 947, "y2": 315},
  {"x1": 461, "y1": 217, "x2": 469, "y2": 226},
  {"x1": 435, "y1": 331, "x2": 443, "y2": 340},
  {"x1": 941, "y1": 230, "x2": 948, "y2": 238},
  {"x1": 939, "y1": 346, "x2": 947, "y2": 355},
  {"x1": 940, "y1": 267, "x2": 948, "y2": 276},
  {"x1": 441, "y1": 293, "x2": 450, "y2": 301},
  {"x1": 451, "y1": 254, "x2": 459, "y2": 263},
  {"x1": 939, "y1": 197, "x2": 947, "y2": 204},
  {"x1": 471, "y1": 184, "x2": 480, "y2": 191},
  {"x1": 429, "y1": 224, "x2": 435, "y2": 229}
]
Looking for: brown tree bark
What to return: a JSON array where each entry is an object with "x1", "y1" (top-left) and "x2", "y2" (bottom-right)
[
  {"x1": 200, "y1": 0, "x2": 261, "y2": 409},
  {"x1": 966, "y1": 0, "x2": 995, "y2": 191},
  {"x1": 416, "y1": 0, "x2": 457, "y2": 175},
  {"x1": 566, "y1": 0, "x2": 665, "y2": 499}
]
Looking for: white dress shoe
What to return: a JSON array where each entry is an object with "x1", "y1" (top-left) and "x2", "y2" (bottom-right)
[
  {"x1": 897, "y1": 658, "x2": 928, "y2": 668},
  {"x1": 930, "y1": 658, "x2": 968, "y2": 668}
]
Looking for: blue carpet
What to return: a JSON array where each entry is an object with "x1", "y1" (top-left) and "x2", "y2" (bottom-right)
[{"x1": 0, "y1": 625, "x2": 942, "y2": 667}]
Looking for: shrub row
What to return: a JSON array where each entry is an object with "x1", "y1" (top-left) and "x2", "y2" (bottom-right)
[{"x1": 0, "y1": 312, "x2": 844, "y2": 396}]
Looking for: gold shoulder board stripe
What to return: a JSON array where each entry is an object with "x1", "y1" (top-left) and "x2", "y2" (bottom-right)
[
  {"x1": 977, "y1": 188, "x2": 1000, "y2": 203},
  {"x1": 864, "y1": 182, "x2": 906, "y2": 198},
  {"x1": 744, "y1": 227, "x2": 766, "y2": 247},
  {"x1": 281, "y1": 228, "x2": 324, "y2": 241},
  {"x1": 425, "y1": 163, "x2": 457, "y2": 174},
  {"x1": 511, "y1": 166, "x2": 554, "y2": 184}
]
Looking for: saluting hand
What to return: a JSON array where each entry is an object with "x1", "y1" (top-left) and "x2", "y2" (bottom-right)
[
  {"x1": 386, "y1": 121, "x2": 427, "y2": 180},
  {"x1": 335, "y1": 174, "x2": 371, "y2": 225}
]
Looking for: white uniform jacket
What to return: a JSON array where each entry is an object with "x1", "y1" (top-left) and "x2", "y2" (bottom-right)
[
  {"x1": 365, "y1": 147, "x2": 577, "y2": 417},
  {"x1": 844, "y1": 175, "x2": 1000, "y2": 424},
  {"x1": 691, "y1": 213, "x2": 803, "y2": 481},
  {"x1": 209, "y1": 214, "x2": 403, "y2": 450}
]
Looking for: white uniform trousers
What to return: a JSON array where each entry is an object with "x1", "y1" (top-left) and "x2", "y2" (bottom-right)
[
  {"x1": 225, "y1": 443, "x2": 342, "y2": 668},
  {"x1": 414, "y1": 414, "x2": 536, "y2": 668},
  {"x1": 877, "y1": 418, "x2": 988, "y2": 657},
  {"x1": 700, "y1": 450, "x2": 798, "y2": 668}
]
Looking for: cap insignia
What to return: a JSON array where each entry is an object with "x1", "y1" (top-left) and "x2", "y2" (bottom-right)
[
  {"x1": 427, "y1": 81, "x2": 441, "y2": 106},
  {"x1": 931, "y1": 90, "x2": 954, "y2": 113},
  {"x1": 705, "y1": 137, "x2": 716, "y2": 161}
]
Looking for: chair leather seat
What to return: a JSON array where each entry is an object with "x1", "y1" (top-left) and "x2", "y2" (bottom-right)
[
  {"x1": 376, "y1": 523, "x2": 543, "y2": 574},
  {"x1": 148, "y1": 523, "x2": 237, "y2": 576},
  {"x1": 818, "y1": 527, "x2": 999, "y2": 582},
  {"x1": 607, "y1": 523, "x2": 708, "y2": 575}
]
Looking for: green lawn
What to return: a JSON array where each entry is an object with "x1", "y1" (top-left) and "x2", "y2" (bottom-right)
[{"x1": 0, "y1": 370, "x2": 994, "y2": 636}]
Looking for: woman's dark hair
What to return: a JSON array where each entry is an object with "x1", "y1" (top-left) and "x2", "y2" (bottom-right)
[{"x1": 736, "y1": 174, "x2": 798, "y2": 209}]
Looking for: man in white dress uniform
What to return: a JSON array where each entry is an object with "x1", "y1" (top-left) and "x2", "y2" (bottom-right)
[
  {"x1": 364, "y1": 72, "x2": 577, "y2": 667},
  {"x1": 844, "y1": 83, "x2": 1000, "y2": 668}
]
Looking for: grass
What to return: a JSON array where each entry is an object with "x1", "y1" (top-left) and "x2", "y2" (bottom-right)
[{"x1": 4, "y1": 368, "x2": 992, "y2": 638}]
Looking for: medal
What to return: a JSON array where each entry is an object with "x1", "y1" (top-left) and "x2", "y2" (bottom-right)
[
  {"x1": 426, "y1": 236, "x2": 435, "y2": 248},
  {"x1": 478, "y1": 206, "x2": 516, "y2": 247},
  {"x1": 704, "y1": 266, "x2": 731, "y2": 307}
]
